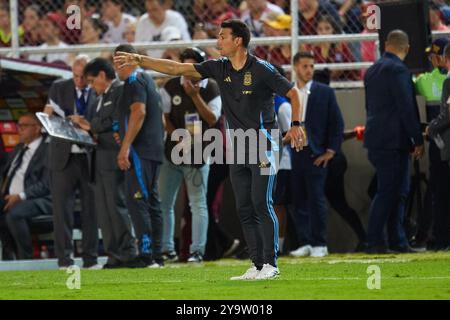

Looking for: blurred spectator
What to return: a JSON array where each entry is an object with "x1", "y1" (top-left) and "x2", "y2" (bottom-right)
[
  {"x1": 298, "y1": 0, "x2": 341, "y2": 35},
  {"x1": 161, "y1": 26, "x2": 182, "y2": 61},
  {"x1": 430, "y1": 1, "x2": 450, "y2": 32},
  {"x1": 359, "y1": 1, "x2": 377, "y2": 79},
  {"x1": 272, "y1": 0, "x2": 290, "y2": 13},
  {"x1": 101, "y1": 0, "x2": 137, "y2": 44},
  {"x1": 0, "y1": 113, "x2": 51, "y2": 260},
  {"x1": 240, "y1": 0, "x2": 284, "y2": 37},
  {"x1": 331, "y1": 0, "x2": 363, "y2": 34},
  {"x1": 0, "y1": 3, "x2": 24, "y2": 48},
  {"x1": 259, "y1": 14, "x2": 292, "y2": 67},
  {"x1": 22, "y1": 4, "x2": 43, "y2": 46},
  {"x1": 28, "y1": 13, "x2": 69, "y2": 66},
  {"x1": 135, "y1": 0, "x2": 190, "y2": 58},
  {"x1": 193, "y1": 0, "x2": 239, "y2": 38},
  {"x1": 68, "y1": 17, "x2": 111, "y2": 64},
  {"x1": 123, "y1": 21, "x2": 137, "y2": 43},
  {"x1": 305, "y1": 14, "x2": 357, "y2": 81}
]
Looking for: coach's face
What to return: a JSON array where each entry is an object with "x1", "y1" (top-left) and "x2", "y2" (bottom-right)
[
  {"x1": 86, "y1": 71, "x2": 108, "y2": 95},
  {"x1": 217, "y1": 28, "x2": 240, "y2": 57},
  {"x1": 294, "y1": 57, "x2": 314, "y2": 83}
]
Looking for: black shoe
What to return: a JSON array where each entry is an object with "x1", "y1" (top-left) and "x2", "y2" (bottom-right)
[
  {"x1": 389, "y1": 245, "x2": 417, "y2": 253},
  {"x1": 187, "y1": 252, "x2": 203, "y2": 263},
  {"x1": 162, "y1": 251, "x2": 179, "y2": 263},
  {"x1": 103, "y1": 261, "x2": 123, "y2": 269},
  {"x1": 354, "y1": 241, "x2": 368, "y2": 253},
  {"x1": 124, "y1": 257, "x2": 148, "y2": 268},
  {"x1": 82, "y1": 261, "x2": 100, "y2": 269},
  {"x1": 409, "y1": 239, "x2": 427, "y2": 252},
  {"x1": 365, "y1": 245, "x2": 388, "y2": 254}
]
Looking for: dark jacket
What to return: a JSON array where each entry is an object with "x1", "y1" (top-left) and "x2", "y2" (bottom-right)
[
  {"x1": 429, "y1": 77, "x2": 450, "y2": 161},
  {"x1": 86, "y1": 79, "x2": 123, "y2": 171},
  {"x1": 363, "y1": 52, "x2": 423, "y2": 151},
  {"x1": 1, "y1": 137, "x2": 52, "y2": 214},
  {"x1": 304, "y1": 81, "x2": 344, "y2": 155},
  {"x1": 46, "y1": 78, "x2": 96, "y2": 171}
]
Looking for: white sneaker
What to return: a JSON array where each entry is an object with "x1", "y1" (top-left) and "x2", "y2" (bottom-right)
[
  {"x1": 290, "y1": 245, "x2": 312, "y2": 257},
  {"x1": 255, "y1": 264, "x2": 280, "y2": 280},
  {"x1": 148, "y1": 262, "x2": 164, "y2": 269},
  {"x1": 310, "y1": 246, "x2": 328, "y2": 257},
  {"x1": 230, "y1": 264, "x2": 259, "y2": 280}
]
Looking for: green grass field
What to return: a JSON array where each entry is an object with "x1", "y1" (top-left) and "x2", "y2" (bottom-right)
[{"x1": 0, "y1": 252, "x2": 449, "y2": 300}]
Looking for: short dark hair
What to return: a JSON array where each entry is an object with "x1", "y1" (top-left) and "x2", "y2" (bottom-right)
[
  {"x1": 84, "y1": 58, "x2": 116, "y2": 80},
  {"x1": 114, "y1": 44, "x2": 137, "y2": 55},
  {"x1": 293, "y1": 51, "x2": 315, "y2": 64},
  {"x1": 386, "y1": 29, "x2": 409, "y2": 50},
  {"x1": 221, "y1": 19, "x2": 251, "y2": 48},
  {"x1": 180, "y1": 47, "x2": 206, "y2": 63}
]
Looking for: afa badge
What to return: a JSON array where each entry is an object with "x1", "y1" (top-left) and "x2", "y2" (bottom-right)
[{"x1": 244, "y1": 72, "x2": 252, "y2": 86}]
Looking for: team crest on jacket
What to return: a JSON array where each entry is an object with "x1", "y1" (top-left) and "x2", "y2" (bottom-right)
[
  {"x1": 244, "y1": 72, "x2": 252, "y2": 86},
  {"x1": 172, "y1": 95, "x2": 182, "y2": 106}
]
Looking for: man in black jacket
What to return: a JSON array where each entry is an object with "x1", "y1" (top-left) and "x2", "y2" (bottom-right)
[{"x1": 0, "y1": 113, "x2": 51, "y2": 260}]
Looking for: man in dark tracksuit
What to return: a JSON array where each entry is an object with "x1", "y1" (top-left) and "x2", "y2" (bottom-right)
[
  {"x1": 113, "y1": 44, "x2": 165, "y2": 268},
  {"x1": 71, "y1": 58, "x2": 138, "y2": 268},
  {"x1": 113, "y1": 20, "x2": 305, "y2": 279}
]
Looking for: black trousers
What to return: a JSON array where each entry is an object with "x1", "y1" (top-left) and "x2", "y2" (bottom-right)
[
  {"x1": 125, "y1": 159, "x2": 163, "y2": 263},
  {"x1": 325, "y1": 152, "x2": 367, "y2": 243},
  {"x1": 204, "y1": 163, "x2": 234, "y2": 261},
  {"x1": 51, "y1": 154, "x2": 98, "y2": 267},
  {"x1": 229, "y1": 163, "x2": 278, "y2": 267}
]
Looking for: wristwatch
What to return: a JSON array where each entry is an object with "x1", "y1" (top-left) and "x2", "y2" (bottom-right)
[{"x1": 291, "y1": 121, "x2": 305, "y2": 127}]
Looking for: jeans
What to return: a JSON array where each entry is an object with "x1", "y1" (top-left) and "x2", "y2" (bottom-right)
[{"x1": 160, "y1": 156, "x2": 209, "y2": 255}]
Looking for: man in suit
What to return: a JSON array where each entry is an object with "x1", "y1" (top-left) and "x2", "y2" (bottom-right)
[
  {"x1": 0, "y1": 113, "x2": 51, "y2": 260},
  {"x1": 43, "y1": 55, "x2": 100, "y2": 269},
  {"x1": 427, "y1": 43, "x2": 450, "y2": 251},
  {"x1": 288, "y1": 51, "x2": 344, "y2": 258},
  {"x1": 71, "y1": 58, "x2": 139, "y2": 268},
  {"x1": 364, "y1": 30, "x2": 424, "y2": 254}
]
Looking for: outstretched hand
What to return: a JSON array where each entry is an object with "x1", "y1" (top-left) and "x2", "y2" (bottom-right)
[{"x1": 113, "y1": 52, "x2": 140, "y2": 69}]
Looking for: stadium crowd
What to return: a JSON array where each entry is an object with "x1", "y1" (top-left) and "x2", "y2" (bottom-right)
[
  {"x1": 0, "y1": 1, "x2": 449, "y2": 272},
  {"x1": 0, "y1": 0, "x2": 447, "y2": 78}
]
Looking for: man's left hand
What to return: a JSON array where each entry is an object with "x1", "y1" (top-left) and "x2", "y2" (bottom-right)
[
  {"x1": 4, "y1": 194, "x2": 21, "y2": 212},
  {"x1": 285, "y1": 126, "x2": 305, "y2": 152},
  {"x1": 314, "y1": 150, "x2": 335, "y2": 168},
  {"x1": 117, "y1": 147, "x2": 131, "y2": 171}
]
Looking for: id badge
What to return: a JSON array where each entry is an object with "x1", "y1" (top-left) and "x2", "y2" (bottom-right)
[{"x1": 185, "y1": 112, "x2": 201, "y2": 136}]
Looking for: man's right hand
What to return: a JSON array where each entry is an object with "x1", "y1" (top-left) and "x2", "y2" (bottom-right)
[
  {"x1": 412, "y1": 145, "x2": 424, "y2": 160},
  {"x1": 113, "y1": 133, "x2": 122, "y2": 146},
  {"x1": 113, "y1": 52, "x2": 140, "y2": 69}
]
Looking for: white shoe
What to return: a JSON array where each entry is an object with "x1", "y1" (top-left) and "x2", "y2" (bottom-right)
[
  {"x1": 148, "y1": 262, "x2": 164, "y2": 269},
  {"x1": 290, "y1": 245, "x2": 312, "y2": 257},
  {"x1": 310, "y1": 246, "x2": 328, "y2": 257},
  {"x1": 255, "y1": 264, "x2": 280, "y2": 280},
  {"x1": 230, "y1": 264, "x2": 259, "y2": 280},
  {"x1": 85, "y1": 264, "x2": 103, "y2": 270}
]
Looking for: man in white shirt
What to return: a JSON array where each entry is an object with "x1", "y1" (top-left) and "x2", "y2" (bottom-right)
[
  {"x1": 101, "y1": 0, "x2": 137, "y2": 44},
  {"x1": 240, "y1": 0, "x2": 284, "y2": 37},
  {"x1": 28, "y1": 13, "x2": 69, "y2": 65},
  {"x1": 0, "y1": 113, "x2": 51, "y2": 260},
  {"x1": 135, "y1": 0, "x2": 191, "y2": 58}
]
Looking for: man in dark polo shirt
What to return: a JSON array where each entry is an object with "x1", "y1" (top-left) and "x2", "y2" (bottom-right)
[
  {"x1": 114, "y1": 20, "x2": 305, "y2": 280},
  {"x1": 113, "y1": 44, "x2": 165, "y2": 268}
]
